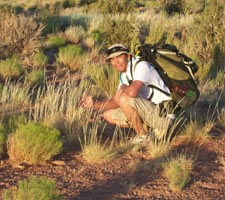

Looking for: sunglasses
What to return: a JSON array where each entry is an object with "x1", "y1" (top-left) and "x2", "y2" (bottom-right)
[{"x1": 106, "y1": 46, "x2": 129, "y2": 56}]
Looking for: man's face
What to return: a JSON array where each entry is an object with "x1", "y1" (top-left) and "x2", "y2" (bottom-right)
[{"x1": 109, "y1": 54, "x2": 129, "y2": 72}]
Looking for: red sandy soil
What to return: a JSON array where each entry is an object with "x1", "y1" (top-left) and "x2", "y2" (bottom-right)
[{"x1": 0, "y1": 126, "x2": 224, "y2": 200}]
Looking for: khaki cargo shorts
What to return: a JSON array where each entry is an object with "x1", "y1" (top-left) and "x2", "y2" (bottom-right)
[{"x1": 108, "y1": 98, "x2": 160, "y2": 127}]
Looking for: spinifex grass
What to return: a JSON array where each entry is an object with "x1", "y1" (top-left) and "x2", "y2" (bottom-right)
[
  {"x1": 30, "y1": 78, "x2": 92, "y2": 146},
  {"x1": 65, "y1": 26, "x2": 85, "y2": 44},
  {"x1": 146, "y1": 109, "x2": 184, "y2": 159},
  {"x1": 164, "y1": 154, "x2": 194, "y2": 192},
  {"x1": 84, "y1": 64, "x2": 119, "y2": 98},
  {"x1": 80, "y1": 115, "x2": 117, "y2": 163},
  {"x1": 0, "y1": 79, "x2": 30, "y2": 115}
]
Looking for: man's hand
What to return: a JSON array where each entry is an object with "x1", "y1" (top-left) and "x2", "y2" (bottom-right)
[{"x1": 80, "y1": 92, "x2": 94, "y2": 108}]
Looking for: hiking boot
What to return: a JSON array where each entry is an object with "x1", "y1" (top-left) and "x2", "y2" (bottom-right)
[{"x1": 131, "y1": 134, "x2": 148, "y2": 144}]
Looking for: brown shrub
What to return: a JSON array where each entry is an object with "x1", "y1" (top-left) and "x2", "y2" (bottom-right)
[{"x1": 0, "y1": 13, "x2": 45, "y2": 66}]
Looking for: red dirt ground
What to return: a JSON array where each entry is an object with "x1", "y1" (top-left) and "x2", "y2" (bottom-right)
[{"x1": 0, "y1": 126, "x2": 224, "y2": 200}]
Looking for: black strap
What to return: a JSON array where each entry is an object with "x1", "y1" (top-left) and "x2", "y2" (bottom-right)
[{"x1": 132, "y1": 59, "x2": 171, "y2": 101}]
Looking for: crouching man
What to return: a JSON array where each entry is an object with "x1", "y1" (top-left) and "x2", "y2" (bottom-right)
[{"x1": 80, "y1": 43, "x2": 176, "y2": 143}]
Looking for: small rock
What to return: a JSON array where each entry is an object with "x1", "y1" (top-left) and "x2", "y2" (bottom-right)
[{"x1": 51, "y1": 160, "x2": 66, "y2": 166}]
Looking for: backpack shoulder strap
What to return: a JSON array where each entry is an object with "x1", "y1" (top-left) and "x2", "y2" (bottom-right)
[{"x1": 132, "y1": 58, "x2": 170, "y2": 100}]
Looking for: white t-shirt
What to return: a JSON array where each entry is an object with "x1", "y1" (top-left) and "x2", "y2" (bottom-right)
[{"x1": 119, "y1": 56, "x2": 172, "y2": 104}]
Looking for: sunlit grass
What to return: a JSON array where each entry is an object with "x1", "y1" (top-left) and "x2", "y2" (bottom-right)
[
  {"x1": 164, "y1": 154, "x2": 194, "y2": 191},
  {"x1": 80, "y1": 121, "x2": 117, "y2": 163}
]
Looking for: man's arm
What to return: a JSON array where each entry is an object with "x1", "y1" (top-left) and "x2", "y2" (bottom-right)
[
  {"x1": 80, "y1": 92, "x2": 119, "y2": 110},
  {"x1": 119, "y1": 80, "x2": 144, "y2": 97}
]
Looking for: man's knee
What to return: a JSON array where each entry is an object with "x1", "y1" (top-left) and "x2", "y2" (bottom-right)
[
  {"x1": 118, "y1": 93, "x2": 132, "y2": 108},
  {"x1": 102, "y1": 110, "x2": 114, "y2": 124}
]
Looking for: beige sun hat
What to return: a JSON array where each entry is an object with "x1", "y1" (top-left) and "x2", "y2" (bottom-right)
[{"x1": 106, "y1": 43, "x2": 130, "y2": 61}]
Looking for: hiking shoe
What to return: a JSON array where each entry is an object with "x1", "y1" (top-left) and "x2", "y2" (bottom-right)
[{"x1": 131, "y1": 134, "x2": 148, "y2": 144}]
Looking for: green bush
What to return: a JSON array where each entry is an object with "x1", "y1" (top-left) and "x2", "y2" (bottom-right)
[
  {"x1": 2, "y1": 176, "x2": 61, "y2": 200},
  {"x1": 45, "y1": 36, "x2": 67, "y2": 49},
  {"x1": 33, "y1": 51, "x2": 49, "y2": 68},
  {"x1": 62, "y1": 0, "x2": 76, "y2": 8},
  {"x1": 26, "y1": 70, "x2": 45, "y2": 87},
  {"x1": 41, "y1": 15, "x2": 71, "y2": 36},
  {"x1": 7, "y1": 122, "x2": 62, "y2": 164},
  {"x1": 57, "y1": 44, "x2": 85, "y2": 71},
  {"x1": 102, "y1": 16, "x2": 138, "y2": 49},
  {"x1": 0, "y1": 115, "x2": 26, "y2": 158},
  {"x1": 89, "y1": 29, "x2": 103, "y2": 45},
  {"x1": 0, "y1": 55, "x2": 23, "y2": 80},
  {"x1": 96, "y1": 0, "x2": 137, "y2": 14}
]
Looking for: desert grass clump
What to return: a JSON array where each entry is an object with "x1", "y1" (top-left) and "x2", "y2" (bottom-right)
[
  {"x1": 45, "y1": 36, "x2": 67, "y2": 49},
  {"x1": 146, "y1": 110, "x2": 183, "y2": 159},
  {"x1": 0, "y1": 55, "x2": 23, "y2": 80},
  {"x1": 0, "y1": 80, "x2": 30, "y2": 112},
  {"x1": 32, "y1": 51, "x2": 49, "y2": 68},
  {"x1": 84, "y1": 64, "x2": 118, "y2": 98},
  {"x1": 180, "y1": 117, "x2": 214, "y2": 143},
  {"x1": 7, "y1": 122, "x2": 62, "y2": 165},
  {"x1": 65, "y1": 26, "x2": 85, "y2": 44},
  {"x1": 80, "y1": 122, "x2": 117, "y2": 163},
  {"x1": 164, "y1": 154, "x2": 194, "y2": 191},
  {"x1": 26, "y1": 70, "x2": 45, "y2": 87},
  {"x1": 57, "y1": 44, "x2": 86, "y2": 71},
  {"x1": 2, "y1": 176, "x2": 61, "y2": 200}
]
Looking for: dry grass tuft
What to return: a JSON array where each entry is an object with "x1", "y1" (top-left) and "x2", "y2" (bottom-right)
[{"x1": 164, "y1": 154, "x2": 194, "y2": 191}]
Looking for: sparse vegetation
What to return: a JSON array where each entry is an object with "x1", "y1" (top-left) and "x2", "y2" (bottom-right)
[
  {"x1": 2, "y1": 176, "x2": 61, "y2": 200},
  {"x1": 0, "y1": 1, "x2": 224, "y2": 199}
]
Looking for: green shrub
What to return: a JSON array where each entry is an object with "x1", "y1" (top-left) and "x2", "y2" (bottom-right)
[
  {"x1": 26, "y1": 70, "x2": 45, "y2": 87},
  {"x1": 96, "y1": 0, "x2": 137, "y2": 14},
  {"x1": 57, "y1": 44, "x2": 85, "y2": 71},
  {"x1": 45, "y1": 36, "x2": 67, "y2": 49},
  {"x1": 89, "y1": 29, "x2": 103, "y2": 45},
  {"x1": 2, "y1": 176, "x2": 61, "y2": 200},
  {"x1": 62, "y1": 0, "x2": 76, "y2": 8},
  {"x1": 32, "y1": 51, "x2": 49, "y2": 68},
  {"x1": 102, "y1": 16, "x2": 138, "y2": 49},
  {"x1": 7, "y1": 122, "x2": 62, "y2": 165},
  {"x1": 0, "y1": 55, "x2": 23, "y2": 80},
  {"x1": 41, "y1": 15, "x2": 71, "y2": 36},
  {"x1": 0, "y1": 115, "x2": 26, "y2": 158}
]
